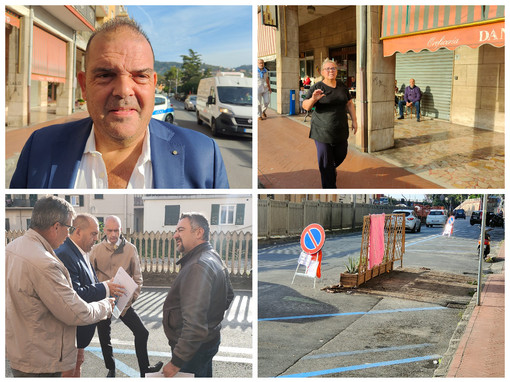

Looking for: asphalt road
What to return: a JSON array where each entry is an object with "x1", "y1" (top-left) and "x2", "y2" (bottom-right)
[
  {"x1": 258, "y1": 219, "x2": 504, "y2": 377},
  {"x1": 171, "y1": 98, "x2": 252, "y2": 189},
  {"x1": 6, "y1": 287, "x2": 253, "y2": 378}
]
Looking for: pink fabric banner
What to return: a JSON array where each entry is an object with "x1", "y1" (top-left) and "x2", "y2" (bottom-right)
[{"x1": 369, "y1": 214, "x2": 385, "y2": 269}]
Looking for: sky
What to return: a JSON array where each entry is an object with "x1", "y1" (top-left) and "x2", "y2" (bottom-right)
[{"x1": 127, "y1": 6, "x2": 252, "y2": 68}]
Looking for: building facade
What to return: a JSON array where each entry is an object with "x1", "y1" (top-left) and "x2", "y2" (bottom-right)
[
  {"x1": 258, "y1": 5, "x2": 505, "y2": 153},
  {"x1": 5, "y1": 194, "x2": 135, "y2": 232},
  {"x1": 5, "y1": 5, "x2": 127, "y2": 128},
  {"x1": 142, "y1": 195, "x2": 253, "y2": 234}
]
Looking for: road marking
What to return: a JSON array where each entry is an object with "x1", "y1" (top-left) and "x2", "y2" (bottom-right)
[
  {"x1": 406, "y1": 235, "x2": 441, "y2": 246},
  {"x1": 88, "y1": 348, "x2": 139, "y2": 378},
  {"x1": 87, "y1": 346, "x2": 253, "y2": 364},
  {"x1": 303, "y1": 343, "x2": 434, "y2": 359},
  {"x1": 259, "y1": 306, "x2": 446, "y2": 321},
  {"x1": 278, "y1": 354, "x2": 442, "y2": 378}
]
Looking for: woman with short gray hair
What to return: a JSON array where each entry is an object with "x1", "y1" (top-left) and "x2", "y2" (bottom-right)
[{"x1": 302, "y1": 58, "x2": 358, "y2": 188}]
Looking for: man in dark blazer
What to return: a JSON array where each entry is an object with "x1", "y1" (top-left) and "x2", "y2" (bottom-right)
[
  {"x1": 10, "y1": 18, "x2": 229, "y2": 189},
  {"x1": 55, "y1": 213, "x2": 124, "y2": 377}
]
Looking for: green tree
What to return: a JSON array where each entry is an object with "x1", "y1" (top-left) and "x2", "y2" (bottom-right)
[
  {"x1": 163, "y1": 66, "x2": 180, "y2": 93},
  {"x1": 180, "y1": 49, "x2": 203, "y2": 94}
]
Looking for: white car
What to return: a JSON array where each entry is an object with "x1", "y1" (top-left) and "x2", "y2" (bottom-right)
[
  {"x1": 152, "y1": 94, "x2": 175, "y2": 124},
  {"x1": 393, "y1": 209, "x2": 421, "y2": 233},
  {"x1": 426, "y1": 209, "x2": 447, "y2": 227},
  {"x1": 184, "y1": 95, "x2": 197, "y2": 111}
]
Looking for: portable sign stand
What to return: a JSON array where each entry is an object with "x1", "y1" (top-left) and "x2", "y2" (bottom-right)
[
  {"x1": 292, "y1": 223, "x2": 325, "y2": 288},
  {"x1": 442, "y1": 216, "x2": 455, "y2": 237}
]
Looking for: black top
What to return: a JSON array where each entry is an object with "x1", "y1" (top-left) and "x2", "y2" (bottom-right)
[{"x1": 305, "y1": 81, "x2": 352, "y2": 144}]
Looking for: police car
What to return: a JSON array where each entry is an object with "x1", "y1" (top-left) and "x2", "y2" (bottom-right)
[{"x1": 152, "y1": 94, "x2": 175, "y2": 124}]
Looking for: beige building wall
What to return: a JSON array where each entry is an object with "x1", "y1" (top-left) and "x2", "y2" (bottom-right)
[
  {"x1": 143, "y1": 196, "x2": 253, "y2": 233},
  {"x1": 276, "y1": 6, "x2": 300, "y2": 114},
  {"x1": 365, "y1": 6, "x2": 395, "y2": 152},
  {"x1": 451, "y1": 45, "x2": 504, "y2": 132},
  {"x1": 5, "y1": 8, "x2": 30, "y2": 127}
]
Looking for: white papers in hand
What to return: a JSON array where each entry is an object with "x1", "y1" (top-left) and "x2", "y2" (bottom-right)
[{"x1": 112, "y1": 266, "x2": 138, "y2": 318}]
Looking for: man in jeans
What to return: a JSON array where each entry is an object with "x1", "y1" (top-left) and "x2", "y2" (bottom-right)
[
  {"x1": 398, "y1": 78, "x2": 422, "y2": 122},
  {"x1": 162, "y1": 213, "x2": 234, "y2": 377}
]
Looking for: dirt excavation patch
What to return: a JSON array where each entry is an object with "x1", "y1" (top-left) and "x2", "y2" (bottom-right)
[{"x1": 323, "y1": 267, "x2": 478, "y2": 307}]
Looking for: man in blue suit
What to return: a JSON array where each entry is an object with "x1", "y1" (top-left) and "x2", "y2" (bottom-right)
[
  {"x1": 55, "y1": 214, "x2": 130, "y2": 377},
  {"x1": 55, "y1": 213, "x2": 125, "y2": 377},
  {"x1": 10, "y1": 18, "x2": 229, "y2": 189}
]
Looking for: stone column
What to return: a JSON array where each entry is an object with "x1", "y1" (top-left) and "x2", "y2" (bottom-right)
[
  {"x1": 276, "y1": 6, "x2": 300, "y2": 115},
  {"x1": 5, "y1": 16, "x2": 30, "y2": 127},
  {"x1": 364, "y1": 5, "x2": 395, "y2": 152},
  {"x1": 56, "y1": 40, "x2": 74, "y2": 115}
]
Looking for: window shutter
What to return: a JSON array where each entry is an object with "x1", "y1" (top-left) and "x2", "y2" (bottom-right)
[
  {"x1": 79, "y1": 195, "x2": 84, "y2": 206},
  {"x1": 65, "y1": 195, "x2": 70, "y2": 203},
  {"x1": 211, "y1": 204, "x2": 220, "y2": 225},
  {"x1": 235, "y1": 204, "x2": 245, "y2": 225},
  {"x1": 164, "y1": 205, "x2": 180, "y2": 225}
]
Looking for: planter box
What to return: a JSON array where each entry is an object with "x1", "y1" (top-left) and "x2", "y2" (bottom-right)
[{"x1": 340, "y1": 272, "x2": 359, "y2": 287}]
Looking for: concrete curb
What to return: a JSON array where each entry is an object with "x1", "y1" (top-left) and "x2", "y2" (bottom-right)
[
  {"x1": 433, "y1": 285, "x2": 478, "y2": 377},
  {"x1": 434, "y1": 240, "x2": 505, "y2": 377}
]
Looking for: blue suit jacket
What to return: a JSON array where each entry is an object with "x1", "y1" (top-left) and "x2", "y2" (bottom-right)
[
  {"x1": 10, "y1": 118, "x2": 229, "y2": 188},
  {"x1": 56, "y1": 237, "x2": 107, "y2": 349}
]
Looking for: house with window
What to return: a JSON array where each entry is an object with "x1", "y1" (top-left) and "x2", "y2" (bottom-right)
[{"x1": 141, "y1": 195, "x2": 252, "y2": 234}]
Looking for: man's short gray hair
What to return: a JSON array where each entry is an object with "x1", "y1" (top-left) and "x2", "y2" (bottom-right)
[
  {"x1": 321, "y1": 58, "x2": 337, "y2": 70},
  {"x1": 180, "y1": 212, "x2": 210, "y2": 241},
  {"x1": 30, "y1": 196, "x2": 76, "y2": 230},
  {"x1": 85, "y1": 17, "x2": 154, "y2": 68}
]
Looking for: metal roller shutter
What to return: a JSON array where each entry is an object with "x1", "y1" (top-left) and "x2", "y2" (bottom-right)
[{"x1": 395, "y1": 48, "x2": 453, "y2": 120}]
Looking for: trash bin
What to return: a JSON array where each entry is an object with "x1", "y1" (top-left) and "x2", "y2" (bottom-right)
[{"x1": 289, "y1": 89, "x2": 296, "y2": 116}]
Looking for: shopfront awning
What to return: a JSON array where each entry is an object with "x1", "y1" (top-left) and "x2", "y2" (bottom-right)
[{"x1": 381, "y1": 5, "x2": 505, "y2": 57}]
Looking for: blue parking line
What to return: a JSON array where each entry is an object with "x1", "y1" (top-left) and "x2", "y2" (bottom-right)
[
  {"x1": 87, "y1": 348, "x2": 139, "y2": 378},
  {"x1": 303, "y1": 343, "x2": 434, "y2": 360},
  {"x1": 278, "y1": 354, "x2": 442, "y2": 378},
  {"x1": 259, "y1": 306, "x2": 446, "y2": 321}
]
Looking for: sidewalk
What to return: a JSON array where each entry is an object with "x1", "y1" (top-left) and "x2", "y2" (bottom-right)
[
  {"x1": 442, "y1": 242, "x2": 505, "y2": 377},
  {"x1": 258, "y1": 109, "x2": 504, "y2": 189},
  {"x1": 5, "y1": 110, "x2": 89, "y2": 187}
]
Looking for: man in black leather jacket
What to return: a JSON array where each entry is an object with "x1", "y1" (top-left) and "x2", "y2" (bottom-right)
[{"x1": 162, "y1": 213, "x2": 234, "y2": 377}]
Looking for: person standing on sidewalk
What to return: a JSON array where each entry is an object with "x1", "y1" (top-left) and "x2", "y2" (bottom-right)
[
  {"x1": 55, "y1": 214, "x2": 125, "y2": 377},
  {"x1": 302, "y1": 58, "x2": 358, "y2": 188},
  {"x1": 5, "y1": 196, "x2": 114, "y2": 377},
  {"x1": 90, "y1": 215, "x2": 163, "y2": 377},
  {"x1": 258, "y1": 59, "x2": 272, "y2": 120},
  {"x1": 162, "y1": 213, "x2": 234, "y2": 377}
]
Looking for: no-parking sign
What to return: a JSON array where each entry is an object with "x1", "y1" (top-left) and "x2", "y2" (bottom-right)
[{"x1": 300, "y1": 223, "x2": 325, "y2": 254}]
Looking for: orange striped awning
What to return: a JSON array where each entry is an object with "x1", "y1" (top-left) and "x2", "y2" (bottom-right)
[{"x1": 381, "y1": 5, "x2": 505, "y2": 56}]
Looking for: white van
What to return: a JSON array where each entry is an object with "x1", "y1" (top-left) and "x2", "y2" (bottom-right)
[{"x1": 196, "y1": 72, "x2": 252, "y2": 137}]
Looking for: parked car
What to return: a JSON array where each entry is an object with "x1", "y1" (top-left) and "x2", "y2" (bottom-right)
[
  {"x1": 453, "y1": 209, "x2": 466, "y2": 219},
  {"x1": 152, "y1": 94, "x2": 175, "y2": 124},
  {"x1": 184, "y1": 95, "x2": 197, "y2": 111},
  {"x1": 425, "y1": 209, "x2": 447, "y2": 227},
  {"x1": 393, "y1": 209, "x2": 421, "y2": 233},
  {"x1": 470, "y1": 210, "x2": 494, "y2": 226}
]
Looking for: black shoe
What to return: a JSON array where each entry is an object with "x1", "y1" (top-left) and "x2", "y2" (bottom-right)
[
  {"x1": 397, "y1": 116, "x2": 404, "y2": 120},
  {"x1": 417, "y1": 119, "x2": 421, "y2": 122},
  {"x1": 142, "y1": 361, "x2": 164, "y2": 377},
  {"x1": 107, "y1": 369, "x2": 116, "y2": 378}
]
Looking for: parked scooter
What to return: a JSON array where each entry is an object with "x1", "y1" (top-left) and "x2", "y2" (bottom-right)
[
  {"x1": 478, "y1": 230, "x2": 492, "y2": 259},
  {"x1": 489, "y1": 212, "x2": 504, "y2": 228}
]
